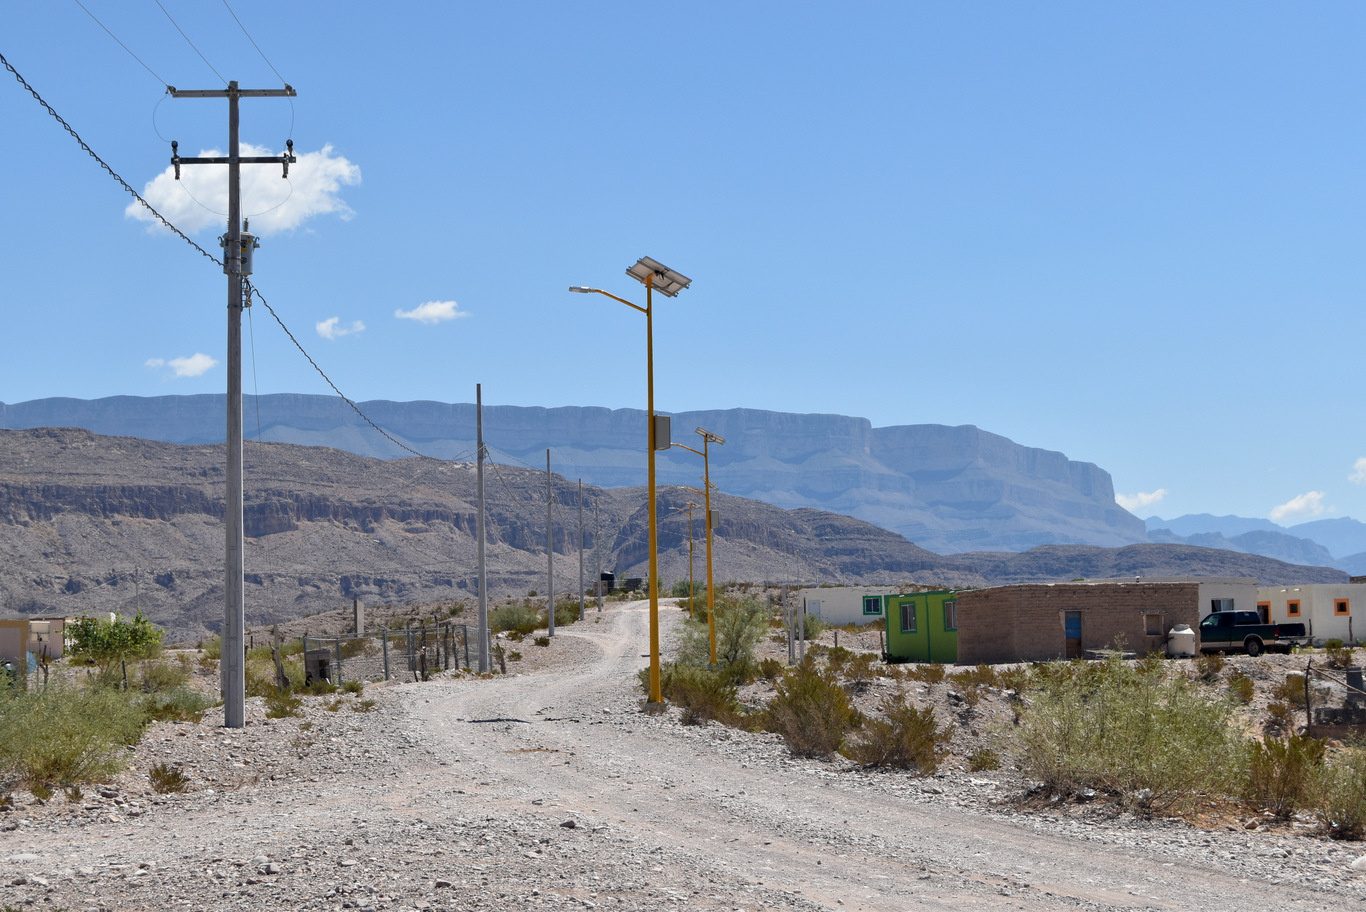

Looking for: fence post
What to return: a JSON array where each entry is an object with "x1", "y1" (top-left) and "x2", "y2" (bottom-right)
[
  {"x1": 463, "y1": 624, "x2": 470, "y2": 670},
  {"x1": 382, "y1": 630, "x2": 390, "y2": 681},
  {"x1": 335, "y1": 636, "x2": 343, "y2": 684}
]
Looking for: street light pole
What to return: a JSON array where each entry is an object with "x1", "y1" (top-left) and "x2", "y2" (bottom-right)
[
  {"x1": 672, "y1": 427, "x2": 725, "y2": 666},
  {"x1": 569, "y1": 258, "x2": 691, "y2": 704}
]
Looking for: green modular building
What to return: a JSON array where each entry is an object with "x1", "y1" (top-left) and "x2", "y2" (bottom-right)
[{"x1": 883, "y1": 590, "x2": 960, "y2": 663}]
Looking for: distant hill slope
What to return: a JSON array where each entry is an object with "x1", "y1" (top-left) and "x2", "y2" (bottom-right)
[
  {"x1": 960, "y1": 543, "x2": 1346, "y2": 586},
  {"x1": 1147, "y1": 513, "x2": 1366, "y2": 572},
  {"x1": 0, "y1": 428, "x2": 1346, "y2": 643},
  {"x1": 0, "y1": 394, "x2": 1147, "y2": 554}
]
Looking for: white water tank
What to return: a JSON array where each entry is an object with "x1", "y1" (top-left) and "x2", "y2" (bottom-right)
[{"x1": 1166, "y1": 624, "x2": 1197, "y2": 658}]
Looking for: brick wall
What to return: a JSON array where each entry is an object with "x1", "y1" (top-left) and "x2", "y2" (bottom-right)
[{"x1": 956, "y1": 582, "x2": 1200, "y2": 665}]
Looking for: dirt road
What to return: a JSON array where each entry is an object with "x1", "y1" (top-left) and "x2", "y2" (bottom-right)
[{"x1": 2, "y1": 599, "x2": 1363, "y2": 911}]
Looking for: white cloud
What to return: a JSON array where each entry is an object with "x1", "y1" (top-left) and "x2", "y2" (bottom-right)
[
  {"x1": 1351, "y1": 458, "x2": 1366, "y2": 485},
  {"x1": 1270, "y1": 491, "x2": 1327, "y2": 522},
  {"x1": 1116, "y1": 489, "x2": 1167, "y2": 512},
  {"x1": 146, "y1": 353, "x2": 217, "y2": 378},
  {"x1": 127, "y1": 143, "x2": 361, "y2": 236},
  {"x1": 316, "y1": 317, "x2": 365, "y2": 340},
  {"x1": 395, "y1": 300, "x2": 468, "y2": 324}
]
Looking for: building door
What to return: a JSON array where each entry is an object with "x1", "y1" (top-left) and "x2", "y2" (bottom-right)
[{"x1": 1064, "y1": 611, "x2": 1082, "y2": 658}]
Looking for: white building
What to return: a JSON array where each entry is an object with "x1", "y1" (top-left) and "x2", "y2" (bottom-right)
[
  {"x1": 796, "y1": 586, "x2": 901, "y2": 626},
  {"x1": 1258, "y1": 583, "x2": 1366, "y2": 645}
]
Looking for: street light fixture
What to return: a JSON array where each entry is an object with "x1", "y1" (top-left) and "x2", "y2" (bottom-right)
[{"x1": 570, "y1": 257, "x2": 691, "y2": 703}]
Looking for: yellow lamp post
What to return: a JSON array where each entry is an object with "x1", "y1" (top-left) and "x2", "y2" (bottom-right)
[
  {"x1": 672, "y1": 425, "x2": 725, "y2": 666},
  {"x1": 570, "y1": 257, "x2": 691, "y2": 703}
]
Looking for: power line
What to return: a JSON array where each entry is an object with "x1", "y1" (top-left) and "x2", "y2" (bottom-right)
[
  {"x1": 220, "y1": 0, "x2": 289, "y2": 88},
  {"x1": 0, "y1": 51, "x2": 222, "y2": 269},
  {"x1": 154, "y1": 0, "x2": 227, "y2": 85},
  {"x1": 72, "y1": 0, "x2": 170, "y2": 88}
]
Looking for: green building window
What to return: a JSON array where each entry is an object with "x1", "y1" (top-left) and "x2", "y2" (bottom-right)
[
  {"x1": 900, "y1": 603, "x2": 916, "y2": 633},
  {"x1": 863, "y1": 595, "x2": 883, "y2": 616},
  {"x1": 943, "y1": 600, "x2": 957, "y2": 631}
]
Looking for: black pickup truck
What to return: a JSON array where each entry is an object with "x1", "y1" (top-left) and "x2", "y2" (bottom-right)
[{"x1": 1197, "y1": 610, "x2": 1310, "y2": 656}]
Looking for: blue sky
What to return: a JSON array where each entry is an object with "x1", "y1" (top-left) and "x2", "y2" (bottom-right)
[{"x1": 3, "y1": 2, "x2": 1366, "y2": 528}]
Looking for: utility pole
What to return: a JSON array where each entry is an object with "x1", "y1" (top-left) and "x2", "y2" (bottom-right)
[
  {"x1": 578, "y1": 479, "x2": 585, "y2": 622},
  {"x1": 169, "y1": 80, "x2": 295, "y2": 729},
  {"x1": 546, "y1": 449, "x2": 555, "y2": 637},
  {"x1": 475, "y1": 384, "x2": 489, "y2": 673},
  {"x1": 594, "y1": 503, "x2": 602, "y2": 612}
]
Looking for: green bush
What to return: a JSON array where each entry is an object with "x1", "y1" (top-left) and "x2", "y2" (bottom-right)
[
  {"x1": 1311, "y1": 746, "x2": 1366, "y2": 839},
  {"x1": 845, "y1": 693, "x2": 951, "y2": 774},
  {"x1": 200, "y1": 635, "x2": 222, "y2": 660},
  {"x1": 905, "y1": 663, "x2": 946, "y2": 685},
  {"x1": 139, "y1": 686, "x2": 216, "y2": 723},
  {"x1": 656, "y1": 663, "x2": 743, "y2": 726},
  {"x1": 1010, "y1": 655, "x2": 1241, "y2": 814},
  {"x1": 341, "y1": 679, "x2": 364, "y2": 695},
  {"x1": 1244, "y1": 734, "x2": 1326, "y2": 818},
  {"x1": 136, "y1": 659, "x2": 191, "y2": 693},
  {"x1": 1194, "y1": 652, "x2": 1225, "y2": 682},
  {"x1": 1326, "y1": 644, "x2": 1356, "y2": 670},
  {"x1": 0, "y1": 686, "x2": 146, "y2": 788},
  {"x1": 675, "y1": 595, "x2": 768, "y2": 684},
  {"x1": 148, "y1": 762, "x2": 189, "y2": 794},
  {"x1": 1227, "y1": 671, "x2": 1255, "y2": 704},
  {"x1": 553, "y1": 598, "x2": 581, "y2": 627},
  {"x1": 802, "y1": 613, "x2": 827, "y2": 641},
  {"x1": 1274, "y1": 674, "x2": 1308, "y2": 707},
  {"x1": 66, "y1": 612, "x2": 163, "y2": 671},
  {"x1": 968, "y1": 748, "x2": 1002, "y2": 772},
  {"x1": 265, "y1": 692, "x2": 302, "y2": 718},
  {"x1": 758, "y1": 658, "x2": 785, "y2": 681},
  {"x1": 764, "y1": 657, "x2": 856, "y2": 758},
  {"x1": 489, "y1": 603, "x2": 541, "y2": 636}
]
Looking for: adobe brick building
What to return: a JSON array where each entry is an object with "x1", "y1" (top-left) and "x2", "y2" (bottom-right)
[{"x1": 956, "y1": 581, "x2": 1204, "y2": 664}]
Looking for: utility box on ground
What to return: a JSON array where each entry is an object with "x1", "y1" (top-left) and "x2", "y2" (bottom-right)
[{"x1": 304, "y1": 649, "x2": 332, "y2": 685}]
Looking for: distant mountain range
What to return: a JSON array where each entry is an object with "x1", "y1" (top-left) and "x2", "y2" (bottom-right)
[
  {"x1": 1146, "y1": 514, "x2": 1366, "y2": 576},
  {"x1": 4, "y1": 395, "x2": 1361, "y2": 575},
  {"x1": 0, "y1": 428, "x2": 1345, "y2": 642},
  {"x1": 0, "y1": 394, "x2": 1146, "y2": 554}
]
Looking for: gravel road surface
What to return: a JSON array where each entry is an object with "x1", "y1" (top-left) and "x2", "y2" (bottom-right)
[{"x1": 2, "y1": 599, "x2": 1365, "y2": 911}]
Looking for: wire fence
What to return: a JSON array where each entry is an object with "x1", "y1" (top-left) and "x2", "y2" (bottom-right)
[{"x1": 301, "y1": 622, "x2": 475, "y2": 684}]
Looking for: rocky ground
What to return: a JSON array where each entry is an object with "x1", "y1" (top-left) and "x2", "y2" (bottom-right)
[{"x1": 2, "y1": 600, "x2": 1366, "y2": 911}]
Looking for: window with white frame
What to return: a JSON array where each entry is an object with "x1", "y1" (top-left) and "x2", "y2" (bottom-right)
[
  {"x1": 900, "y1": 603, "x2": 917, "y2": 633},
  {"x1": 943, "y1": 600, "x2": 957, "y2": 631}
]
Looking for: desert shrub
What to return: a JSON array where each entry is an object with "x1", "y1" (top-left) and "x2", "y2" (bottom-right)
[
  {"x1": 135, "y1": 659, "x2": 191, "y2": 693},
  {"x1": 507, "y1": 651, "x2": 523, "y2": 662},
  {"x1": 489, "y1": 603, "x2": 541, "y2": 636},
  {"x1": 996, "y1": 665, "x2": 1030, "y2": 693},
  {"x1": 758, "y1": 658, "x2": 784, "y2": 682},
  {"x1": 553, "y1": 598, "x2": 581, "y2": 627},
  {"x1": 905, "y1": 663, "x2": 946, "y2": 685},
  {"x1": 1227, "y1": 671, "x2": 1255, "y2": 704},
  {"x1": 1010, "y1": 655, "x2": 1241, "y2": 814},
  {"x1": 1274, "y1": 674, "x2": 1308, "y2": 707},
  {"x1": 675, "y1": 595, "x2": 768, "y2": 684},
  {"x1": 1194, "y1": 652, "x2": 1225, "y2": 682},
  {"x1": 1311, "y1": 746, "x2": 1366, "y2": 839},
  {"x1": 968, "y1": 748, "x2": 1002, "y2": 772},
  {"x1": 149, "y1": 762, "x2": 189, "y2": 794},
  {"x1": 200, "y1": 635, "x2": 222, "y2": 660},
  {"x1": 534, "y1": 635, "x2": 551, "y2": 647},
  {"x1": 354, "y1": 699, "x2": 378, "y2": 713},
  {"x1": 1265, "y1": 701, "x2": 1294, "y2": 730},
  {"x1": 1244, "y1": 734, "x2": 1326, "y2": 818},
  {"x1": 1325, "y1": 639, "x2": 1345, "y2": 649},
  {"x1": 845, "y1": 693, "x2": 951, "y2": 774},
  {"x1": 844, "y1": 653, "x2": 880, "y2": 690},
  {"x1": 139, "y1": 686, "x2": 216, "y2": 723},
  {"x1": 802, "y1": 613, "x2": 827, "y2": 641},
  {"x1": 764, "y1": 657, "x2": 856, "y2": 758},
  {"x1": 341, "y1": 679, "x2": 364, "y2": 695},
  {"x1": 0, "y1": 686, "x2": 146, "y2": 789},
  {"x1": 1326, "y1": 644, "x2": 1356, "y2": 670},
  {"x1": 658, "y1": 663, "x2": 742, "y2": 726},
  {"x1": 265, "y1": 692, "x2": 302, "y2": 718},
  {"x1": 297, "y1": 676, "x2": 337, "y2": 696},
  {"x1": 244, "y1": 650, "x2": 304, "y2": 698}
]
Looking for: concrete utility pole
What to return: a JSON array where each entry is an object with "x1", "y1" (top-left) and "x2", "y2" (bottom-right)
[
  {"x1": 546, "y1": 450, "x2": 555, "y2": 637},
  {"x1": 475, "y1": 384, "x2": 489, "y2": 673},
  {"x1": 578, "y1": 480, "x2": 585, "y2": 622},
  {"x1": 169, "y1": 81, "x2": 295, "y2": 729},
  {"x1": 594, "y1": 503, "x2": 603, "y2": 612}
]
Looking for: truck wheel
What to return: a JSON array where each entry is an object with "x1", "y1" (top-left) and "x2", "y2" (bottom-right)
[{"x1": 1244, "y1": 637, "x2": 1263, "y2": 657}]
